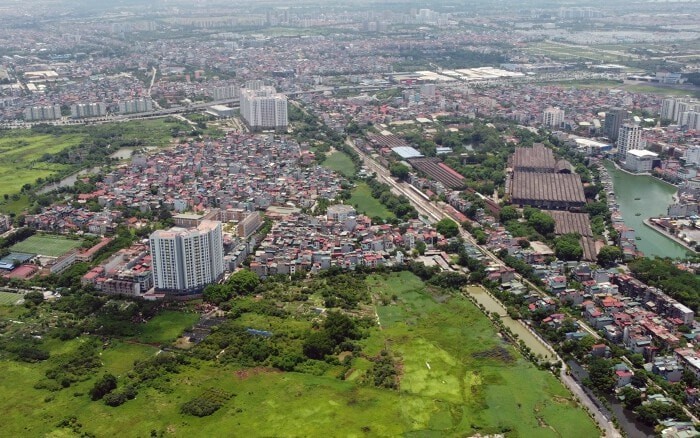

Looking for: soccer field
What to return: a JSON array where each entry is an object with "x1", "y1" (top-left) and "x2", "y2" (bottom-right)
[
  {"x1": 10, "y1": 235, "x2": 83, "y2": 257},
  {"x1": 0, "y1": 292, "x2": 22, "y2": 305}
]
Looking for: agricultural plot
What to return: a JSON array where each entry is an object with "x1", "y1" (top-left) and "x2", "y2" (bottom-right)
[
  {"x1": 321, "y1": 149, "x2": 356, "y2": 177},
  {"x1": 0, "y1": 291, "x2": 22, "y2": 305}
]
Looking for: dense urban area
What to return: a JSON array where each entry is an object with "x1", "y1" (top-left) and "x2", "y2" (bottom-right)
[{"x1": 1, "y1": 0, "x2": 700, "y2": 436}]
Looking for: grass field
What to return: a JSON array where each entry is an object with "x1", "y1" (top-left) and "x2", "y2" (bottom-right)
[
  {"x1": 349, "y1": 182, "x2": 395, "y2": 220},
  {"x1": 0, "y1": 291, "x2": 22, "y2": 305},
  {"x1": 0, "y1": 273, "x2": 598, "y2": 437},
  {"x1": 133, "y1": 311, "x2": 199, "y2": 345},
  {"x1": 0, "y1": 132, "x2": 81, "y2": 198},
  {"x1": 10, "y1": 234, "x2": 83, "y2": 257},
  {"x1": 321, "y1": 150, "x2": 356, "y2": 177}
]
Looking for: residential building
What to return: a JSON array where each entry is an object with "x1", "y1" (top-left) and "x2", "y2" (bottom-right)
[
  {"x1": 23, "y1": 104, "x2": 61, "y2": 121},
  {"x1": 543, "y1": 106, "x2": 564, "y2": 128},
  {"x1": 149, "y1": 220, "x2": 225, "y2": 297},
  {"x1": 617, "y1": 123, "x2": 643, "y2": 159},
  {"x1": 604, "y1": 108, "x2": 627, "y2": 141},
  {"x1": 70, "y1": 102, "x2": 107, "y2": 119},
  {"x1": 240, "y1": 86, "x2": 288, "y2": 131}
]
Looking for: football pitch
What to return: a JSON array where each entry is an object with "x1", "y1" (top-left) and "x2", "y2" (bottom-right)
[{"x1": 10, "y1": 234, "x2": 83, "y2": 257}]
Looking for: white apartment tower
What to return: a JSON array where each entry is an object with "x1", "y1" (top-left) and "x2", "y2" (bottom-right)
[
  {"x1": 240, "y1": 86, "x2": 288, "y2": 131},
  {"x1": 149, "y1": 220, "x2": 224, "y2": 297},
  {"x1": 617, "y1": 123, "x2": 643, "y2": 159},
  {"x1": 543, "y1": 107, "x2": 565, "y2": 128}
]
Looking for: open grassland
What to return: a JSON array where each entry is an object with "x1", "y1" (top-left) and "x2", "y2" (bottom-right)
[
  {"x1": 349, "y1": 182, "x2": 395, "y2": 220},
  {"x1": 362, "y1": 271, "x2": 599, "y2": 437},
  {"x1": 0, "y1": 132, "x2": 81, "y2": 197},
  {"x1": 133, "y1": 310, "x2": 199, "y2": 345},
  {"x1": 10, "y1": 234, "x2": 82, "y2": 257},
  {"x1": 0, "y1": 272, "x2": 597, "y2": 437},
  {"x1": 321, "y1": 149, "x2": 356, "y2": 177}
]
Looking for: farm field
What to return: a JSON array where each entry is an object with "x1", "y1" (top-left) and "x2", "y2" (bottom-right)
[
  {"x1": 10, "y1": 234, "x2": 83, "y2": 257},
  {"x1": 321, "y1": 149, "x2": 356, "y2": 177},
  {"x1": 0, "y1": 272, "x2": 598, "y2": 437},
  {"x1": 349, "y1": 182, "x2": 395, "y2": 220}
]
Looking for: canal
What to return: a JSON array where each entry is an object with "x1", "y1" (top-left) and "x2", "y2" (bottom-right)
[
  {"x1": 465, "y1": 286, "x2": 555, "y2": 361},
  {"x1": 603, "y1": 161, "x2": 689, "y2": 259}
]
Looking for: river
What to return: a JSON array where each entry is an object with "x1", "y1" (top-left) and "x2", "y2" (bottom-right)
[
  {"x1": 603, "y1": 161, "x2": 688, "y2": 259},
  {"x1": 465, "y1": 286, "x2": 555, "y2": 360}
]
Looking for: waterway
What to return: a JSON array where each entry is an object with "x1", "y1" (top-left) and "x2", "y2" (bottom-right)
[
  {"x1": 465, "y1": 286, "x2": 555, "y2": 360},
  {"x1": 603, "y1": 161, "x2": 688, "y2": 259}
]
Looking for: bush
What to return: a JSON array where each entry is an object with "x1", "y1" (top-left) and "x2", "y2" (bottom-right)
[
  {"x1": 103, "y1": 391, "x2": 127, "y2": 407},
  {"x1": 90, "y1": 374, "x2": 117, "y2": 401}
]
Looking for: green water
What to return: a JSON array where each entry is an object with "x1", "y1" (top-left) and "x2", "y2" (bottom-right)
[{"x1": 603, "y1": 161, "x2": 689, "y2": 259}]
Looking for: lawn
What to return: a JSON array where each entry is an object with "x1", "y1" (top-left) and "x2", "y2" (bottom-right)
[
  {"x1": 321, "y1": 150, "x2": 356, "y2": 177},
  {"x1": 10, "y1": 234, "x2": 83, "y2": 257},
  {"x1": 349, "y1": 182, "x2": 395, "y2": 220},
  {"x1": 0, "y1": 291, "x2": 22, "y2": 305},
  {"x1": 133, "y1": 310, "x2": 199, "y2": 345}
]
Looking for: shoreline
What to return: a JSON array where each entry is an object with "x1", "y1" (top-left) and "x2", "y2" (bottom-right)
[
  {"x1": 643, "y1": 218, "x2": 698, "y2": 254},
  {"x1": 607, "y1": 159, "x2": 680, "y2": 201}
]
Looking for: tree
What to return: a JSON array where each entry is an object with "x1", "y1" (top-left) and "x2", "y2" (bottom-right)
[
  {"x1": 389, "y1": 163, "x2": 410, "y2": 180},
  {"x1": 620, "y1": 386, "x2": 643, "y2": 409},
  {"x1": 597, "y1": 245, "x2": 623, "y2": 267},
  {"x1": 587, "y1": 357, "x2": 615, "y2": 394},
  {"x1": 498, "y1": 205, "x2": 520, "y2": 223},
  {"x1": 90, "y1": 373, "x2": 118, "y2": 401},
  {"x1": 435, "y1": 218, "x2": 459, "y2": 238},
  {"x1": 228, "y1": 269, "x2": 260, "y2": 296},
  {"x1": 554, "y1": 234, "x2": 583, "y2": 261},
  {"x1": 23, "y1": 291, "x2": 44, "y2": 307},
  {"x1": 202, "y1": 284, "x2": 230, "y2": 304},
  {"x1": 527, "y1": 211, "x2": 555, "y2": 235},
  {"x1": 323, "y1": 311, "x2": 359, "y2": 344},
  {"x1": 302, "y1": 330, "x2": 335, "y2": 359}
]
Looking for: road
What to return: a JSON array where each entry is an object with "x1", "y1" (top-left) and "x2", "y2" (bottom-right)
[{"x1": 346, "y1": 136, "x2": 620, "y2": 437}]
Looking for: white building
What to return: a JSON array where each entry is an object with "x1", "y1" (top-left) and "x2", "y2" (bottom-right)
[
  {"x1": 118, "y1": 98, "x2": 153, "y2": 114},
  {"x1": 70, "y1": 102, "x2": 107, "y2": 119},
  {"x1": 686, "y1": 145, "x2": 700, "y2": 166},
  {"x1": 542, "y1": 106, "x2": 565, "y2": 128},
  {"x1": 624, "y1": 149, "x2": 658, "y2": 173},
  {"x1": 149, "y1": 220, "x2": 224, "y2": 297},
  {"x1": 240, "y1": 86, "x2": 288, "y2": 131},
  {"x1": 210, "y1": 85, "x2": 239, "y2": 100},
  {"x1": 23, "y1": 104, "x2": 61, "y2": 121},
  {"x1": 617, "y1": 123, "x2": 643, "y2": 159}
]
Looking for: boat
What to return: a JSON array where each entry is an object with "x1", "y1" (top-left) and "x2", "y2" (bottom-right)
[
  {"x1": 635, "y1": 213, "x2": 641, "y2": 216},
  {"x1": 634, "y1": 197, "x2": 641, "y2": 200},
  {"x1": 635, "y1": 237, "x2": 641, "y2": 240}
]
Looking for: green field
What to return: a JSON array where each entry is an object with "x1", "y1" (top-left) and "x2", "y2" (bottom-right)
[
  {"x1": 0, "y1": 273, "x2": 598, "y2": 437},
  {"x1": 10, "y1": 234, "x2": 83, "y2": 257},
  {"x1": 0, "y1": 291, "x2": 22, "y2": 305},
  {"x1": 133, "y1": 310, "x2": 199, "y2": 345},
  {"x1": 349, "y1": 182, "x2": 395, "y2": 220},
  {"x1": 0, "y1": 132, "x2": 82, "y2": 198},
  {"x1": 321, "y1": 150, "x2": 356, "y2": 177}
]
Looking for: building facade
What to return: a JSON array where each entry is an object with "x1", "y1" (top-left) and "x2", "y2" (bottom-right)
[
  {"x1": 604, "y1": 107, "x2": 627, "y2": 141},
  {"x1": 150, "y1": 220, "x2": 224, "y2": 297},
  {"x1": 240, "y1": 86, "x2": 288, "y2": 131},
  {"x1": 617, "y1": 123, "x2": 643, "y2": 159},
  {"x1": 542, "y1": 106, "x2": 564, "y2": 128}
]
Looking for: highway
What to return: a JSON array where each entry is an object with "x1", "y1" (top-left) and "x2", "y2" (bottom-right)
[{"x1": 345, "y1": 136, "x2": 620, "y2": 438}]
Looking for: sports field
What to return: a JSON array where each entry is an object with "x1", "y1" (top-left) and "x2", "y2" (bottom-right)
[
  {"x1": 0, "y1": 291, "x2": 22, "y2": 305},
  {"x1": 10, "y1": 234, "x2": 83, "y2": 257}
]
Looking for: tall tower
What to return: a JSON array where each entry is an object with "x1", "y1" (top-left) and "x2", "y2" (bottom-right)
[
  {"x1": 617, "y1": 123, "x2": 642, "y2": 159},
  {"x1": 149, "y1": 220, "x2": 224, "y2": 297},
  {"x1": 604, "y1": 108, "x2": 627, "y2": 141}
]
